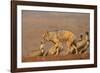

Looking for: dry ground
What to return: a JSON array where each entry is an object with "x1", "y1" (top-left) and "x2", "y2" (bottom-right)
[{"x1": 22, "y1": 52, "x2": 89, "y2": 62}]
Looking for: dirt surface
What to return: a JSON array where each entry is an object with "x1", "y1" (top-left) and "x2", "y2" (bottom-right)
[
  {"x1": 22, "y1": 10, "x2": 90, "y2": 62},
  {"x1": 22, "y1": 52, "x2": 89, "y2": 62}
]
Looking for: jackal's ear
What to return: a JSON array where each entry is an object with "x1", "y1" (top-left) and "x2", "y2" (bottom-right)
[
  {"x1": 45, "y1": 30, "x2": 49, "y2": 36},
  {"x1": 80, "y1": 33, "x2": 83, "y2": 39},
  {"x1": 46, "y1": 30, "x2": 49, "y2": 34},
  {"x1": 41, "y1": 40, "x2": 44, "y2": 44},
  {"x1": 85, "y1": 31, "x2": 89, "y2": 35},
  {"x1": 42, "y1": 30, "x2": 49, "y2": 38}
]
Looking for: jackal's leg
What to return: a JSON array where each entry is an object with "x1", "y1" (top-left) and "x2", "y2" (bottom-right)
[
  {"x1": 73, "y1": 45, "x2": 78, "y2": 54},
  {"x1": 79, "y1": 41, "x2": 89, "y2": 54},
  {"x1": 55, "y1": 47, "x2": 59, "y2": 56},
  {"x1": 54, "y1": 40, "x2": 62, "y2": 56},
  {"x1": 66, "y1": 41, "x2": 72, "y2": 54}
]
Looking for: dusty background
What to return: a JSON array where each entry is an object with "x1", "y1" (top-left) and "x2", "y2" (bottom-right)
[{"x1": 22, "y1": 10, "x2": 90, "y2": 62}]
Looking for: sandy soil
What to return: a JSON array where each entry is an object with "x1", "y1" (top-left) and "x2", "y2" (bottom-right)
[
  {"x1": 22, "y1": 52, "x2": 89, "y2": 62},
  {"x1": 22, "y1": 10, "x2": 90, "y2": 62}
]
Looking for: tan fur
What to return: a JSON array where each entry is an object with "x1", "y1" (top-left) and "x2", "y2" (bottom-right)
[
  {"x1": 48, "y1": 46, "x2": 58, "y2": 55},
  {"x1": 40, "y1": 30, "x2": 75, "y2": 55},
  {"x1": 71, "y1": 32, "x2": 89, "y2": 54}
]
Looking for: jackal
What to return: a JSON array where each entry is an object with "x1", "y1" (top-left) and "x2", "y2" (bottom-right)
[{"x1": 40, "y1": 30, "x2": 76, "y2": 55}]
